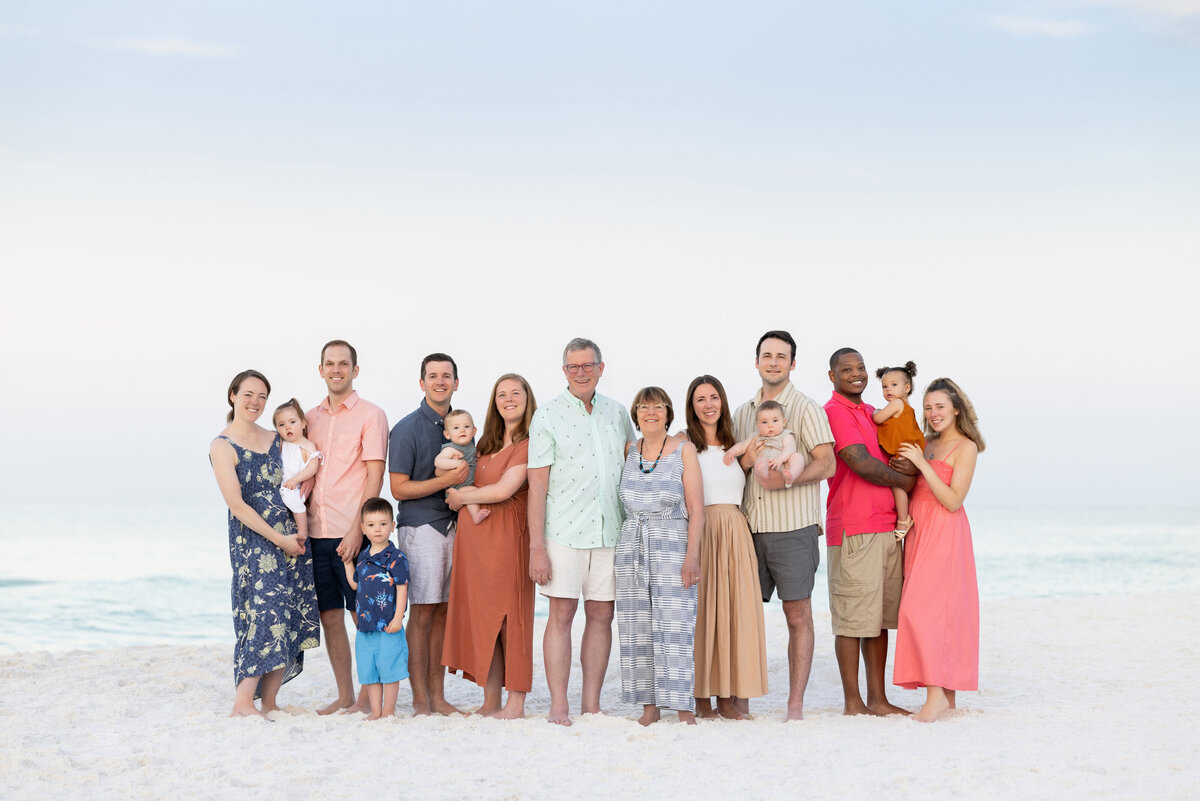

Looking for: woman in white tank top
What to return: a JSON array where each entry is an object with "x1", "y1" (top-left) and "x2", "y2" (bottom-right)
[{"x1": 683, "y1": 375, "x2": 768, "y2": 719}]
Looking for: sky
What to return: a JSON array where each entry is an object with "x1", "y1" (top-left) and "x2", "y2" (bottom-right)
[{"x1": 1, "y1": 1, "x2": 1197, "y2": 510}]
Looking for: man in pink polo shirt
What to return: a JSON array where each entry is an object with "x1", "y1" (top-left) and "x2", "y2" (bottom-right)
[
  {"x1": 824, "y1": 347, "x2": 917, "y2": 717},
  {"x1": 306, "y1": 339, "x2": 389, "y2": 715}
]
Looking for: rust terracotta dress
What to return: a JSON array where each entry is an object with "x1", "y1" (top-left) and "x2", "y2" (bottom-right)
[{"x1": 441, "y1": 439, "x2": 533, "y2": 692}]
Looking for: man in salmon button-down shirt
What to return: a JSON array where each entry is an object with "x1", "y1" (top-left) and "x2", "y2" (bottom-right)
[{"x1": 306, "y1": 339, "x2": 389, "y2": 715}]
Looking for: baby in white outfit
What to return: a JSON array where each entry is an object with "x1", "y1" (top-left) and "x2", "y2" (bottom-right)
[{"x1": 273, "y1": 399, "x2": 323, "y2": 542}]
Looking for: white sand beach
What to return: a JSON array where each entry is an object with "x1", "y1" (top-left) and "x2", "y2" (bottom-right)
[{"x1": 2, "y1": 593, "x2": 1196, "y2": 801}]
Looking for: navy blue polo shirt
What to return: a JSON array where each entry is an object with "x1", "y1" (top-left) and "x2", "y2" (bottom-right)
[
  {"x1": 353, "y1": 543, "x2": 409, "y2": 633},
  {"x1": 388, "y1": 399, "x2": 457, "y2": 534}
]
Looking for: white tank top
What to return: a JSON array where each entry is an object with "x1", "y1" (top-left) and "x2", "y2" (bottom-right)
[{"x1": 696, "y1": 445, "x2": 746, "y2": 506}]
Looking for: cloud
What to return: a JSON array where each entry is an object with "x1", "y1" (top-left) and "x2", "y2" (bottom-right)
[
  {"x1": 1094, "y1": 0, "x2": 1200, "y2": 40},
  {"x1": 87, "y1": 36, "x2": 244, "y2": 59},
  {"x1": 1097, "y1": 0, "x2": 1200, "y2": 20},
  {"x1": 989, "y1": 15, "x2": 1095, "y2": 38}
]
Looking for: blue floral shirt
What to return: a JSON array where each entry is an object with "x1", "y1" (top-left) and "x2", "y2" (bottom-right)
[{"x1": 353, "y1": 543, "x2": 409, "y2": 633}]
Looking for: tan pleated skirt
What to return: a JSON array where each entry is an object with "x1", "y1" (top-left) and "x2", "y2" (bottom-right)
[{"x1": 693, "y1": 504, "x2": 768, "y2": 699}]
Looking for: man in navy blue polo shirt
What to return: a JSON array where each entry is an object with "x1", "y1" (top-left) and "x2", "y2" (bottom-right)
[{"x1": 388, "y1": 353, "x2": 469, "y2": 716}]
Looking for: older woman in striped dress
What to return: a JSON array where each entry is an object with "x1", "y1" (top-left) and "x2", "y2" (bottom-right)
[{"x1": 615, "y1": 387, "x2": 705, "y2": 726}]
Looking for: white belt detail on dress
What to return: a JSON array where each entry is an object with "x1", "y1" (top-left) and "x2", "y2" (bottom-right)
[{"x1": 629, "y1": 510, "x2": 678, "y2": 590}]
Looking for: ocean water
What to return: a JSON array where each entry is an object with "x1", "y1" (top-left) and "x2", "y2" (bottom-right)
[{"x1": 0, "y1": 503, "x2": 1196, "y2": 654}]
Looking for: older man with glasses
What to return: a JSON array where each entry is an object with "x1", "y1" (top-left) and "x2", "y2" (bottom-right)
[{"x1": 527, "y1": 337, "x2": 635, "y2": 726}]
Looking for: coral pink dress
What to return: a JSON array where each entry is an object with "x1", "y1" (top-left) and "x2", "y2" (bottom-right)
[{"x1": 893, "y1": 443, "x2": 979, "y2": 691}]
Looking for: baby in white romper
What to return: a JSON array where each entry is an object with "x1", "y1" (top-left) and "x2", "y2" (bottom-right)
[{"x1": 273, "y1": 399, "x2": 323, "y2": 543}]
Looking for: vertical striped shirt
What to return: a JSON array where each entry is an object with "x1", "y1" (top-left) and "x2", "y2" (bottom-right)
[{"x1": 733, "y1": 382, "x2": 834, "y2": 534}]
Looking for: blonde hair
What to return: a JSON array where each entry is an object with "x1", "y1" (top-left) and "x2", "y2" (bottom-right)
[
  {"x1": 443, "y1": 408, "x2": 473, "y2": 426},
  {"x1": 922, "y1": 378, "x2": 985, "y2": 453}
]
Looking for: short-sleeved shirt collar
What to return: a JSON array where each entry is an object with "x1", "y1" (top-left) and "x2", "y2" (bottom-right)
[
  {"x1": 753, "y1": 381, "x2": 799, "y2": 409},
  {"x1": 320, "y1": 390, "x2": 361, "y2": 414},
  {"x1": 419, "y1": 397, "x2": 452, "y2": 425},
  {"x1": 827, "y1": 390, "x2": 868, "y2": 413}
]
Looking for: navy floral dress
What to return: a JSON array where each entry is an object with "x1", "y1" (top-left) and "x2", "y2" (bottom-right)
[{"x1": 218, "y1": 434, "x2": 320, "y2": 690}]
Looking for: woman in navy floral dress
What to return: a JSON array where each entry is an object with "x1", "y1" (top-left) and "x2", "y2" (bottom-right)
[{"x1": 209, "y1": 370, "x2": 320, "y2": 718}]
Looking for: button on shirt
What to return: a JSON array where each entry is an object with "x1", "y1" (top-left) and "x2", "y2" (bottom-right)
[
  {"x1": 388, "y1": 400, "x2": 457, "y2": 534},
  {"x1": 823, "y1": 391, "x2": 898, "y2": 546},
  {"x1": 306, "y1": 392, "x2": 389, "y2": 541},
  {"x1": 528, "y1": 390, "x2": 636, "y2": 549},
  {"x1": 354, "y1": 543, "x2": 409, "y2": 632},
  {"x1": 733, "y1": 382, "x2": 834, "y2": 535}
]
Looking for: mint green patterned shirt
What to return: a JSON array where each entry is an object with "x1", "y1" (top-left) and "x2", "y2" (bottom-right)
[{"x1": 528, "y1": 390, "x2": 636, "y2": 548}]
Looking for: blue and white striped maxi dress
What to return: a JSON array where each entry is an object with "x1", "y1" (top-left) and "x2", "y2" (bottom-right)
[{"x1": 615, "y1": 446, "x2": 697, "y2": 712}]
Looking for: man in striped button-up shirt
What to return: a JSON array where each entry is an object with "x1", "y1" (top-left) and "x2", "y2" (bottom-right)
[{"x1": 732, "y1": 330, "x2": 835, "y2": 721}]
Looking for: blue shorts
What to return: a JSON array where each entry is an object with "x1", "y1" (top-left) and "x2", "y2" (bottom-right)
[{"x1": 355, "y1": 629, "x2": 409, "y2": 685}]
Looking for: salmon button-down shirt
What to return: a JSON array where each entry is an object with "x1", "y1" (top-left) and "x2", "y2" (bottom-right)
[{"x1": 306, "y1": 391, "x2": 389, "y2": 541}]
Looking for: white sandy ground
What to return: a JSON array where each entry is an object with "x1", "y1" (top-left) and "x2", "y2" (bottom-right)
[{"x1": 2, "y1": 593, "x2": 1197, "y2": 801}]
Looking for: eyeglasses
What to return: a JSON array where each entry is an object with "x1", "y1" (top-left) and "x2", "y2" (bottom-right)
[
  {"x1": 636, "y1": 403, "x2": 668, "y2": 413},
  {"x1": 564, "y1": 362, "x2": 598, "y2": 375}
]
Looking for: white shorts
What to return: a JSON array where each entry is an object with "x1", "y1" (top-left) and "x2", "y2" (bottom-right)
[
  {"x1": 540, "y1": 540, "x2": 616, "y2": 602},
  {"x1": 399, "y1": 522, "x2": 455, "y2": 605}
]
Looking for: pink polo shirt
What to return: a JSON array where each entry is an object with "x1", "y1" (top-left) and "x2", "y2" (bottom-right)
[
  {"x1": 823, "y1": 392, "x2": 897, "y2": 546},
  {"x1": 306, "y1": 391, "x2": 388, "y2": 541}
]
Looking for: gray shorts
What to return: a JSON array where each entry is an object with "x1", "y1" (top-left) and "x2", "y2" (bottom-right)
[
  {"x1": 398, "y1": 522, "x2": 455, "y2": 605},
  {"x1": 752, "y1": 525, "x2": 821, "y2": 602}
]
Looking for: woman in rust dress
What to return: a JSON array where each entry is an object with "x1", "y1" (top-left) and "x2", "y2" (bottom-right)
[{"x1": 442, "y1": 373, "x2": 537, "y2": 718}]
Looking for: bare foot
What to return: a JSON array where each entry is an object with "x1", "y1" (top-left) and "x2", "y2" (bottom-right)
[
  {"x1": 259, "y1": 702, "x2": 281, "y2": 715},
  {"x1": 344, "y1": 700, "x2": 370, "y2": 715},
  {"x1": 470, "y1": 508, "x2": 491, "y2": 525},
  {"x1": 485, "y1": 706, "x2": 526, "y2": 720},
  {"x1": 431, "y1": 698, "x2": 466, "y2": 716},
  {"x1": 475, "y1": 702, "x2": 502, "y2": 717},
  {"x1": 411, "y1": 700, "x2": 433, "y2": 717},
  {"x1": 547, "y1": 706, "x2": 573, "y2": 726},
  {"x1": 695, "y1": 698, "x2": 717, "y2": 719},
  {"x1": 317, "y1": 698, "x2": 353, "y2": 716},
  {"x1": 915, "y1": 695, "x2": 950, "y2": 722},
  {"x1": 782, "y1": 469, "x2": 794, "y2": 487},
  {"x1": 637, "y1": 706, "x2": 661, "y2": 727},
  {"x1": 734, "y1": 697, "x2": 749, "y2": 717},
  {"x1": 869, "y1": 700, "x2": 911, "y2": 716},
  {"x1": 365, "y1": 710, "x2": 383, "y2": 721},
  {"x1": 230, "y1": 703, "x2": 268, "y2": 719},
  {"x1": 678, "y1": 711, "x2": 697, "y2": 725},
  {"x1": 842, "y1": 698, "x2": 873, "y2": 716},
  {"x1": 716, "y1": 698, "x2": 745, "y2": 720},
  {"x1": 783, "y1": 705, "x2": 804, "y2": 722}
]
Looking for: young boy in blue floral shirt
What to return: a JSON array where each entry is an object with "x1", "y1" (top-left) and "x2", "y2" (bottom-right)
[{"x1": 344, "y1": 497, "x2": 410, "y2": 720}]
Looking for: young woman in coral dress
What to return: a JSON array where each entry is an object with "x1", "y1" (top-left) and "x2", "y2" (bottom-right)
[{"x1": 892, "y1": 378, "x2": 986, "y2": 723}]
